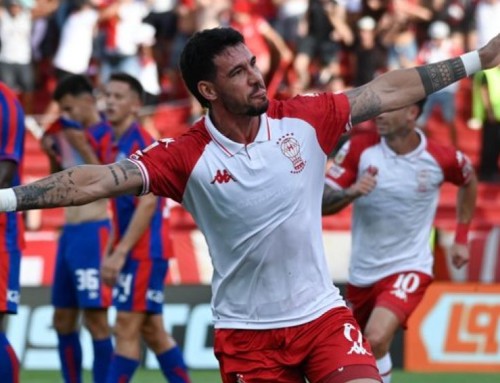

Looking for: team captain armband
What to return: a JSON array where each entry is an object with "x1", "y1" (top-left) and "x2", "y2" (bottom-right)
[
  {"x1": 0, "y1": 188, "x2": 17, "y2": 212},
  {"x1": 460, "y1": 50, "x2": 482, "y2": 77},
  {"x1": 454, "y1": 222, "x2": 470, "y2": 245}
]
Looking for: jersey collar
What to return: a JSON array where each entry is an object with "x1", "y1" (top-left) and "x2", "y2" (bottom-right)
[
  {"x1": 381, "y1": 128, "x2": 427, "y2": 159},
  {"x1": 204, "y1": 112, "x2": 272, "y2": 157}
]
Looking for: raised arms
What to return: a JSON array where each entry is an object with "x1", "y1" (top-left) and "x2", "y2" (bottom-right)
[
  {"x1": 345, "y1": 34, "x2": 500, "y2": 125},
  {"x1": 12, "y1": 160, "x2": 143, "y2": 211}
]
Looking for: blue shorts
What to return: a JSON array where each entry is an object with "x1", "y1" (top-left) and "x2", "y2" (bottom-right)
[
  {"x1": 0, "y1": 249, "x2": 21, "y2": 314},
  {"x1": 51, "y1": 219, "x2": 112, "y2": 309},
  {"x1": 113, "y1": 258, "x2": 168, "y2": 313}
]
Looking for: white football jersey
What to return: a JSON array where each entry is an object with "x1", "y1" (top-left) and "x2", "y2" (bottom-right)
[
  {"x1": 130, "y1": 93, "x2": 352, "y2": 329},
  {"x1": 326, "y1": 130, "x2": 473, "y2": 286}
]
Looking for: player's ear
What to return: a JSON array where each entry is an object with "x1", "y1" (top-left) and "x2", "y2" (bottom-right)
[
  {"x1": 408, "y1": 104, "x2": 420, "y2": 120},
  {"x1": 198, "y1": 81, "x2": 217, "y2": 102}
]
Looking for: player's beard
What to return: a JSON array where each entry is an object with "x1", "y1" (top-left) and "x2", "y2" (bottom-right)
[
  {"x1": 245, "y1": 99, "x2": 269, "y2": 116},
  {"x1": 221, "y1": 95, "x2": 269, "y2": 116}
]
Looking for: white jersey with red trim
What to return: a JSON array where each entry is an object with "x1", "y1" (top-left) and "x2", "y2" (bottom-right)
[
  {"x1": 325, "y1": 130, "x2": 473, "y2": 286},
  {"x1": 129, "y1": 93, "x2": 352, "y2": 329}
]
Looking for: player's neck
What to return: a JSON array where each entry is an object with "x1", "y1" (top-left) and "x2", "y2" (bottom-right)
[
  {"x1": 210, "y1": 111, "x2": 260, "y2": 145},
  {"x1": 385, "y1": 129, "x2": 421, "y2": 155},
  {"x1": 112, "y1": 116, "x2": 137, "y2": 139}
]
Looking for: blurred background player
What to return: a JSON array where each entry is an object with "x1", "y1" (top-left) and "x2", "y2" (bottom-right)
[
  {"x1": 41, "y1": 75, "x2": 113, "y2": 383},
  {"x1": 322, "y1": 100, "x2": 477, "y2": 383},
  {"x1": 0, "y1": 82, "x2": 25, "y2": 383},
  {"x1": 87, "y1": 73, "x2": 190, "y2": 383}
]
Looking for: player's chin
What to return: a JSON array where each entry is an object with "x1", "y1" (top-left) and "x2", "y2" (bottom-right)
[{"x1": 247, "y1": 99, "x2": 269, "y2": 116}]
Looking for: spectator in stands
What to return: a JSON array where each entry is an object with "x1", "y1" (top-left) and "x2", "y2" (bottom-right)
[
  {"x1": 292, "y1": 0, "x2": 353, "y2": 94},
  {"x1": 41, "y1": 75, "x2": 114, "y2": 383},
  {"x1": 39, "y1": 0, "x2": 99, "y2": 130},
  {"x1": 0, "y1": 82, "x2": 26, "y2": 383},
  {"x1": 89, "y1": 73, "x2": 190, "y2": 383},
  {"x1": 97, "y1": 0, "x2": 151, "y2": 84},
  {"x1": 416, "y1": 20, "x2": 462, "y2": 148},
  {"x1": 0, "y1": 0, "x2": 58, "y2": 113},
  {"x1": 225, "y1": 0, "x2": 293, "y2": 95},
  {"x1": 322, "y1": 99, "x2": 478, "y2": 383},
  {"x1": 423, "y1": 0, "x2": 475, "y2": 51},
  {"x1": 471, "y1": 68, "x2": 500, "y2": 182},
  {"x1": 351, "y1": 15, "x2": 387, "y2": 87},
  {"x1": 377, "y1": 0, "x2": 431, "y2": 70},
  {"x1": 52, "y1": 0, "x2": 99, "y2": 80},
  {"x1": 273, "y1": 0, "x2": 308, "y2": 50}
]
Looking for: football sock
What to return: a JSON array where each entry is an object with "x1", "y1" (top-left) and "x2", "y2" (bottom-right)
[
  {"x1": 0, "y1": 332, "x2": 19, "y2": 383},
  {"x1": 57, "y1": 332, "x2": 82, "y2": 383},
  {"x1": 376, "y1": 353, "x2": 392, "y2": 383},
  {"x1": 156, "y1": 346, "x2": 191, "y2": 383},
  {"x1": 92, "y1": 337, "x2": 113, "y2": 383},
  {"x1": 105, "y1": 354, "x2": 139, "y2": 383}
]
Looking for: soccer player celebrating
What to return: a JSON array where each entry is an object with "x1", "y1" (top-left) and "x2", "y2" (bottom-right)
[
  {"x1": 0, "y1": 28, "x2": 499, "y2": 383},
  {"x1": 322, "y1": 99, "x2": 477, "y2": 383}
]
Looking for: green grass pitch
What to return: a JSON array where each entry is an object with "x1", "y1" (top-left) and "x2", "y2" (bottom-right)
[{"x1": 21, "y1": 369, "x2": 500, "y2": 382}]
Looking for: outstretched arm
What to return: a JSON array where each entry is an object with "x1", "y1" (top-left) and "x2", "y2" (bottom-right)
[
  {"x1": 345, "y1": 34, "x2": 500, "y2": 124},
  {"x1": 1, "y1": 160, "x2": 143, "y2": 212}
]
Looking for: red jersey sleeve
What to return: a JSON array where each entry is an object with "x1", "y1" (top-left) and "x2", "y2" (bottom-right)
[
  {"x1": 129, "y1": 122, "x2": 211, "y2": 203},
  {"x1": 325, "y1": 132, "x2": 379, "y2": 189},
  {"x1": 427, "y1": 141, "x2": 473, "y2": 186},
  {"x1": 267, "y1": 92, "x2": 351, "y2": 155}
]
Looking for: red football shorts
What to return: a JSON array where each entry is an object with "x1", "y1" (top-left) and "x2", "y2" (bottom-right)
[
  {"x1": 346, "y1": 271, "x2": 433, "y2": 330},
  {"x1": 214, "y1": 306, "x2": 381, "y2": 383}
]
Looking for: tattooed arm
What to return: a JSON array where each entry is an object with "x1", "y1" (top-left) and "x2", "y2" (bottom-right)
[
  {"x1": 322, "y1": 184, "x2": 355, "y2": 216},
  {"x1": 322, "y1": 170, "x2": 378, "y2": 215},
  {"x1": 12, "y1": 160, "x2": 143, "y2": 211},
  {"x1": 345, "y1": 33, "x2": 500, "y2": 124}
]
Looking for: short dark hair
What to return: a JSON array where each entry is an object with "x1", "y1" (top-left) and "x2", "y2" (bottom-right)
[
  {"x1": 179, "y1": 27, "x2": 244, "y2": 109},
  {"x1": 108, "y1": 72, "x2": 144, "y2": 103},
  {"x1": 53, "y1": 75, "x2": 94, "y2": 101}
]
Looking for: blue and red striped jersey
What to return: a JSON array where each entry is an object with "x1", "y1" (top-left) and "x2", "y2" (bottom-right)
[
  {"x1": 87, "y1": 122, "x2": 166, "y2": 260},
  {"x1": 0, "y1": 82, "x2": 25, "y2": 252}
]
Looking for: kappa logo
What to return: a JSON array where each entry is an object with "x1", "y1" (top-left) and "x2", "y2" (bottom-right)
[
  {"x1": 235, "y1": 374, "x2": 247, "y2": 383},
  {"x1": 343, "y1": 323, "x2": 371, "y2": 356},
  {"x1": 211, "y1": 169, "x2": 237, "y2": 184}
]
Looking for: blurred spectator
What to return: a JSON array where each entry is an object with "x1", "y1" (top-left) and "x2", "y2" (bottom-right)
[
  {"x1": 471, "y1": 68, "x2": 500, "y2": 182},
  {"x1": 416, "y1": 20, "x2": 462, "y2": 148},
  {"x1": 226, "y1": 0, "x2": 293, "y2": 92},
  {"x1": 350, "y1": 15, "x2": 386, "y2": 87},
  {"x1": 272, "y1": 0, "x2": 308, "y2": 49},
  {"x1": 293, "y1": 0, "x2": 353, "y2": 94},
  {"x1": 0, "y1": 0, "x2": 58, "y2": 113},
  {"x1": 474, "y1": 0, "x2": 500, "y2": 49},
  {"x1": 97, "y1": 0, "x2": 150, "y2": 84},
  {"x1": 422, "y1": 0, "x2": 475, "y2": 51},
  {"x1": 52, "y1": 0, "x2": 99, "y2": 80},
  {"x1": 377, "y1": 0, "x2": 431, "y2": 70},
  {"x1": 142, "y1": 0, "x2": 178, "y2": 79}
]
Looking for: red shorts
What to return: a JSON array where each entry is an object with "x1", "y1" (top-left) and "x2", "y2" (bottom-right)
[
  {"x1": 347, "y1": 271, "x2": 433, "y2": 330},
  {"x1": 214, "y1": 307, "x2": 381, "y2": 383}
]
